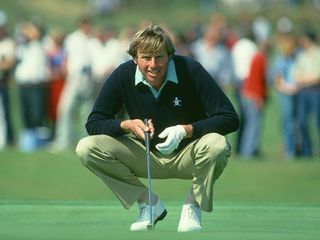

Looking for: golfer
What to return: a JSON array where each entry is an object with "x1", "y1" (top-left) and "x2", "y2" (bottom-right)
[{"x1": 76, "y1": 24, "x2": 239, "y2": 232}]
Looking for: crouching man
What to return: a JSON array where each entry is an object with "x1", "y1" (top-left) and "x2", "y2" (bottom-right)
[{"x1": 76, "y1": 24, "x2": 239, "y2": 232}]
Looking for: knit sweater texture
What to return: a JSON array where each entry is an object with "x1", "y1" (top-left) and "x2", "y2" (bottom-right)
[{"x1": 86, "y1": 55, "x2": 239, "y2": 150}]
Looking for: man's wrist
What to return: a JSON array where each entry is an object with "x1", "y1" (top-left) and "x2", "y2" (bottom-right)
[
  {"x1": 120, "y1": 120, "x2": 130, "y2": 133},
  {"x1": 181, "y1": 124, "x2": 193, "y2": 138}
]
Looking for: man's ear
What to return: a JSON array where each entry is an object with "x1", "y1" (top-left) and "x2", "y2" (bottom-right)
[{"x1": 133, "y1": 58, "x2": 138, "y2": 64}]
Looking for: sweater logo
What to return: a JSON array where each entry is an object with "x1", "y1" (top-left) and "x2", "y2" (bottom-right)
[{"x1": 172, "y1": 97, "x2": 182, "y2": 107}]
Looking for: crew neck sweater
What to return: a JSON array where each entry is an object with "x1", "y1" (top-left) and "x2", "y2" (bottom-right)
[{"x1": 86, "y1": 55, "x2": 239, "y2": 150}]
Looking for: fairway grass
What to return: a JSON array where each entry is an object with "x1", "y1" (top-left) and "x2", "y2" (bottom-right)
[
  {"x1": 0, "y1": 201, "x2": 319, "y2": 240},
  {"x1": 1, "y1": 150, "x2": 320, "y2": 239}
]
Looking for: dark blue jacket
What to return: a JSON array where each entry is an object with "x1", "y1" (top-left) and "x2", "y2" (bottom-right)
[{"x1": 86, "y1": 55, "x2": 239, "y2": 150}]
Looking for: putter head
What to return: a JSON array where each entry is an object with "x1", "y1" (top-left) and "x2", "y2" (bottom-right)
[{"x1": 147, "y1": 223, "x2": 154, "y2": 231}]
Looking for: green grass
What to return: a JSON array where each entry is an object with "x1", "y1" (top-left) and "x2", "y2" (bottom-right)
[
  {"x1": 0, "y1": 150, "x2": 320, "y2": 239},
  {"x1": 0, "y1": 201, "x2": 319, "y2": 240},
  {"x1": 1, "y1": 150, "x2": 320, "y2": 204}
]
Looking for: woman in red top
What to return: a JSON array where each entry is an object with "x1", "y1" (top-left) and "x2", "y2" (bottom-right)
[{"x1": 239, "y1": 41, "x2": 268, "y2": 157}]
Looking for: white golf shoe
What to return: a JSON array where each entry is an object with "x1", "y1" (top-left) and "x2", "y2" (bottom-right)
[
  {"x1": 130, "y1": 199, "x2": 167, "y2": 231},
  {"x1": 177, "y1": 203, "x2": 202, "y2": 232}
]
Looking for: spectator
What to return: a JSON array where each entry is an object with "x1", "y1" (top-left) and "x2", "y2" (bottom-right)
[
  {"x1": 44, "y1": 28, "x2": 67, "y2": 134},
  {"x1": 272, "y1": 32, "x2": 299, "y2": 159},
  {"x1": 90, "y1": 26, "x2": 133, "y2": 97},
  {"x1": 231, "y1": 30, "x2": 258, "y2": 153},
  {"x1": 14, "y1": 21, "x2": 50, "y2": 151},
  {"x1": 0, "y1": 10, "x2": 15, "y2": 149},
  {"x1": 50, "y1": 17, "x2": 96, "y2": 151},
  {"x1": 89, "y1": 26, "x2": 113, "y2": 96},
  {"x1": 238, "y1": 36, "x2": 269, "y2": 158},
  {"x1": 293, "y1": 30, "x2": 320, "y2": 157},
  {"x1": 273, "y1": 33, "x2": 299, "y2": 159},
  {"x1": 190, "y1": 23, "x2": 233, "y2": 89}
]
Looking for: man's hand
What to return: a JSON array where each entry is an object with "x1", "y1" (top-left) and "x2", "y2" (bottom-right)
[
  {"x1": 155, "y1": 125, "x2": 187, "y2": 155},
  {"x1": 120, "y1": 119, "x2": 154, "y2": 140}
]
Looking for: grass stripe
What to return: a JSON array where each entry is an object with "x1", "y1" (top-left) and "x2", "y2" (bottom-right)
[{"x1": 0, "y1": 201, "x2": 319, "y2": 240}]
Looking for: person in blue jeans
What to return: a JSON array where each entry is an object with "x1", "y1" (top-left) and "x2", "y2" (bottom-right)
[
  {"x1": 0, "y1": 14, "x2": 15, "y2": 148},
  {"x1": 293, "y1": 30, "x2": 320, "y2": 158},
  {"x1": 273, "y1": 33, "x2": 299, "y2": 159},
  {"x1": 238, "y1": 39, "x2": 268, "y2": 158}
]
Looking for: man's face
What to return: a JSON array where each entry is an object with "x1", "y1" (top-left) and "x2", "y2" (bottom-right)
[{"x1": 134, "y1": 45, "x2": 169, "y2": 89}]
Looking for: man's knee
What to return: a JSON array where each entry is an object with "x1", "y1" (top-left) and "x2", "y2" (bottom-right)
[
  {"x1": 197, "y1": 133, "x2": 229, "y2": 157},
  {"x1": 76, "y1": 135, "x2": 121, "y2": 166},
  {"x1": 203, "y1": 133, "x2": 230, "y2": 179},
  {"x1": 194, "y1": 133, "x2": 229, "y2": 176},
  {"x1": 76, "y1": 136, "x2": 97, "y2": 166}
]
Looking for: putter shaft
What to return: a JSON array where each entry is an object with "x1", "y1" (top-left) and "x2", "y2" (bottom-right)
[{"x1": 144, "y1": 119, "x2": 153, "y2": 228}]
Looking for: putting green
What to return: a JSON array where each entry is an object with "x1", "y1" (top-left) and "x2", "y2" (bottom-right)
[
  {"x1": 1, "y1": 151, "x2": 319, "y2": 239},
  {"x1": 0, "y1": 201, "x2": 319, "y2": 240}
]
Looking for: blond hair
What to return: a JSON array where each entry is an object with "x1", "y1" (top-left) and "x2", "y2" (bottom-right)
[{"x1": 127, "y1": 24, "x2": 175, "y2": 58}]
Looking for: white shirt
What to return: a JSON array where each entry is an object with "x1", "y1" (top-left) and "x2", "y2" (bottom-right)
[
  {"x1": 231, "y1": 38, "x2": 257, "y2": 81},
  {"x1": 64, "y1": 30, "x2": 95, "y2": 77},
  {"x1": 294, "y1": 46, "x2": 320, "y2": 85},
  {"x1": 14, "y1": 40, "x2": 49, "y2": 84}
]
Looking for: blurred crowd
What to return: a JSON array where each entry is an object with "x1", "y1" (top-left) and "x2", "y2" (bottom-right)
[{"x1": 0, "y1": 8, "x2": 319, "y2": 160}]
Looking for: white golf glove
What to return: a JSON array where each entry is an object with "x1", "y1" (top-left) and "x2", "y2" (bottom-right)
[{"x1": 155, "y1": 125, "x2": 187, "y2": 155}]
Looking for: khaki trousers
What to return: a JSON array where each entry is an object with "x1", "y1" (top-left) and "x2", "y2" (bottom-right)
[{"x1": 76, "y1": 133, "x2": 230, "y2": 212}]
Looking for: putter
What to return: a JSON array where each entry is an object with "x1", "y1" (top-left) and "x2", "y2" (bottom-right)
[{"x1": 144, "y1": 118, "x2": 154, "y2": 231}]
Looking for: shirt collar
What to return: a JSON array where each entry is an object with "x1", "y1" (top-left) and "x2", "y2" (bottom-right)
[{"x1": 134, "y1": 58, "x2": 178, "y2": 86}]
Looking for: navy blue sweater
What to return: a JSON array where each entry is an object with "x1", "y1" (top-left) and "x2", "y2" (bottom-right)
[{"x1": 86, "y1": 55, "x2": 239, "y2": 150}]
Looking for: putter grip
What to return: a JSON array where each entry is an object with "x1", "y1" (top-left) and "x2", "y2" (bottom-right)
[
  {"x1": 144, "y1": 119, "x2": 150, "y2": 137},
  {"x1": 144, "y1": 118, "x2": 149, "y2": 127},
  {"x1": 144, "y1": 118, "x2": 150, "y2": 147}
]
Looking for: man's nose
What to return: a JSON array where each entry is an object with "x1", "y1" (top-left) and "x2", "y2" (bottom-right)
[{"x1": 149, "y1": 57, "x2": 158, "y2": 67}]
